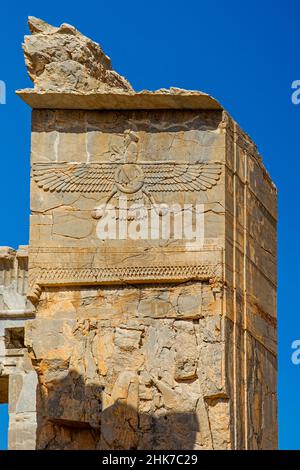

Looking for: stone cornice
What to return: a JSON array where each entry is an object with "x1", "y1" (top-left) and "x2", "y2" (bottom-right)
[{"x1": 16, "y1": 88, "x2": 223, "y2": 110}]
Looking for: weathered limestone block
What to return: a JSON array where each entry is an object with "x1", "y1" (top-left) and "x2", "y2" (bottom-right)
[
  {"x1": 23, "y1": 17, "x2": 132, "y2": 93},
  {"x1": 0, "y1": 247, "x2": 37, "y2": 450},
  {"x1": 3, "y1": 17, "x2": 277, "y2": 450},
  {"x1": 174, "y1": 321, "x2": 198, "y2": 381},
  {"x1": 8, "y1": 353, "x2": 38, "y2": 450},
  {"x1": 24, "y1": 283, "x2": 230, "y2": 449},
  {"x1": 223, "y1": 117, "x2": 277, "y2": 449}
]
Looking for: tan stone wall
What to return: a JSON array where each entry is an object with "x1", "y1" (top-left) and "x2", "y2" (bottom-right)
[
  {"x1": 0, "y1": 16, "x2": 276, "y2": 451},
  {"x1": 26, "y1": 282, "x2": 229, "y2": 450},
  {"x1": 25, "y1": 108, "x2": 237, "y2": 449},
  {"x1": 29, "y1": 109, "x2": 225, "y2": 248},
  {"x1": 0, "y1": 247, "x2": 37, "y2": 450},
  {"x1": 22, "y1": 106, "x2": 277, "y2": 450},
  {"x1": 224, "y1": 115, "x2": 277, "y2": 449}
]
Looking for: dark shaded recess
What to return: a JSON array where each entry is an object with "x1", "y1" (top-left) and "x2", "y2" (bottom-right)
[
  {"x1": 35, "y1": 369, "x2": 200, "y2": 450},
  {"x1": 4, "y1": 327, "x2": 25, "y2": 349}
]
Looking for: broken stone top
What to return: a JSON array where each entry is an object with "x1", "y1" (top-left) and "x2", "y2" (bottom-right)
[
  {"x1": 18, "y1": 17, "x2": 222, "y2": 111},
  {"x1": 23, "y1": 16, "x2": 133, "y2": 93}
]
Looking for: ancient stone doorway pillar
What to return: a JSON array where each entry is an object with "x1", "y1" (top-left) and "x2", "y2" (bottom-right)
[{"x1": 14, "y1": 16, "x2": 277, "y2": 450}]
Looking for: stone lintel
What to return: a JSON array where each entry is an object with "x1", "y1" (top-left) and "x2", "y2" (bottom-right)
[{"x1": 16, "y1": 89, "x2": 223, "y2": 111}]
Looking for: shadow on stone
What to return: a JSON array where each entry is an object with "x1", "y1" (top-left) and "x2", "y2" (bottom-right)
[
  {"x1": 35, "y1": 369, "x2": 200, "y2": 450},
  {"x1": 31, "y1": 108, "x2": 223, "y2": 136}
]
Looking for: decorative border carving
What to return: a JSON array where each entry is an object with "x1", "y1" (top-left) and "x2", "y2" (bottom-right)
[{"x1": 28, "y1": 264, "x2": 223, "y2": 304}]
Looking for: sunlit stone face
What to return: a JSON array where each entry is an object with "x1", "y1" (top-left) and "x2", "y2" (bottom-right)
[{"x1": 0, "y1": 16, "x2": 277, "y2": 450}]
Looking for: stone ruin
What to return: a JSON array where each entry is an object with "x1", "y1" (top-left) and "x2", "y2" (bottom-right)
[{"x1": 0, "y1": 17, "x2": 277, "y2": 449}]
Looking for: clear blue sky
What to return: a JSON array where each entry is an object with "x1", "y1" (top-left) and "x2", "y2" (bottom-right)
[{"x1": 0, "y1": 0, "x2": 299, "y2": 450}]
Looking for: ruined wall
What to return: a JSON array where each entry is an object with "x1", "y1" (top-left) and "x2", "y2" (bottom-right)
[
  {"x1": 224, "y1": 117, "x2": 277, "y2": 449},
  {"x1": 25, "y1": 108, "x2": 233, "y2": 449},
  {"x1": 27, "y1": 283, "x2": 228, "y2": 450},
  {"x1": 0, "y1": 247, "x2": 37, "y2": 450},
  {"x1": 4, "y1": 16, "x2": 277, "y2": 450}
]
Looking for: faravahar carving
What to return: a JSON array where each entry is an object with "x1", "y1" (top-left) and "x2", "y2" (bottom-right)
[
  {"x1": 32, "y1": 130, "x2": 222, "y2": 218},
  {"x1": 32, "y1": 160, "x2": 222, "y2": 194}
]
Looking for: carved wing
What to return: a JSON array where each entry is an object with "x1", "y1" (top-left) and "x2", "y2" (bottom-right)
[
  {"x1": 142, "y1": 161, "x2": 222, "y2": 192},
  {"x1": 32, "y1": 162, "x2": 116, "y2": 193}
]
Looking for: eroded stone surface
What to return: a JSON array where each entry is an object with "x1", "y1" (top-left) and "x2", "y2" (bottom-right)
[
  {"x1": 25, "y1": 283, "x2": 228, "y2": 450},
  {"x1": 0, "y1": 247, "x2": 37, "y2": 450},
  {"x1": 0, "y1": 17, "x2": 277, "y2": 450},
  {"x1": 23, "y1": 17, "x2": 132, "y2": 93},
  {"x1": 23, "y1": 103, "x2": 277, "y2": 449}
]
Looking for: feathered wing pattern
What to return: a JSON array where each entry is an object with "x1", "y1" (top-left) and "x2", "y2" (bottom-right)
[
  {"x1": 142, "y1": 161, "x2": 222, "y2": 192},
  {"x1": 32, "y1": 162, "x2": 116, "y2": 193},
  {"x1": 32, "y1": 161, "x2": 222, "y2": 193}
]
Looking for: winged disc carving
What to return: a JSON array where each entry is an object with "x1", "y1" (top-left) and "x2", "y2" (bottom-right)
[
  {"x1": 32, "y1": 160, "x2": 222, "y2": 220},
  {"x1": 32, "y1": 161, "x2": 222, "y2": 194}
]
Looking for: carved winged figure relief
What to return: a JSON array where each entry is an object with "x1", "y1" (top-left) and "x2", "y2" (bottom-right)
[{"x1": 32, "y1": 130, "x2": 222, "y2": 219}]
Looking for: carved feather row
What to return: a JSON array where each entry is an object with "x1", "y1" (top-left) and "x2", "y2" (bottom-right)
[
  {"x1": 32, "y1": 163, "x2": 116, "y2": 193},
  {"x1": 32, "y1": 161, "x2": 222, "y2": 193},
  {"x1": 142, "y1": 162, "x2": 222, "y2": 191}
]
